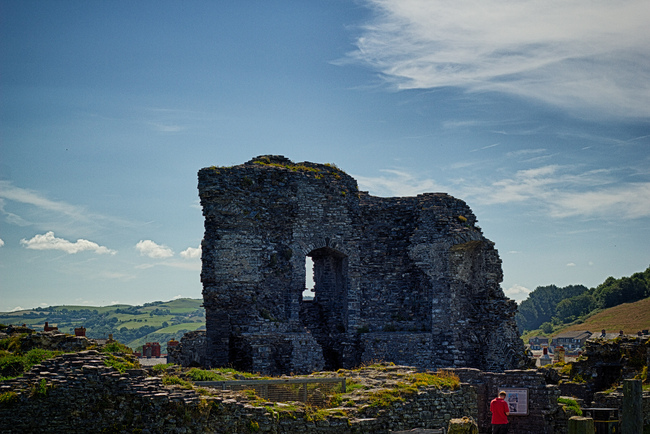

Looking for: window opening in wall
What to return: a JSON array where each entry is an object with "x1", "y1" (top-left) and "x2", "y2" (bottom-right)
[
  {"x1": 300, "y1": 247, "x2": 349, "y2": 370},
  {"x1": 303, "y1": 256, "x2": 315, "y2": 300}
]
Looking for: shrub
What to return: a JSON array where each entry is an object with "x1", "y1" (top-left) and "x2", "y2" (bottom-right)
[
  {"x1": 558, "y1": 397, "x2": 582, "y2": 416},
  {"x1": 151, "y1": 363, "x2": 174, "y2": 374},
  {"x1": 0, "y1": 391, "x2": 19, "y2": 406},
  {"x1": 103, "y1": 353, "x2": 136, "y2": 373},
  {"x1": 0, "y1": 348, "x2": 60, "y2": 379},
  {"x1": 101, "y1": 341, "x2": 133, "y2": 354}
]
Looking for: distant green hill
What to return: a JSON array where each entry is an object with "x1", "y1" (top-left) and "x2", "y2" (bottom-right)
[
  {"x1": 521, "y1": 296, "x2": 650, "y2": 342},
  {"x1": 0, "y1": 298, "x2": 205, "y2": 351},
  {"x1": 516, "y1": 265, "x2": 650, "y2": 334}
]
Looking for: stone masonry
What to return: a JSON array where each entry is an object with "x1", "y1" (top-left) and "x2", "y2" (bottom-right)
[{"x1": 197, "y1": 156, "x2": 526, "y2": 375}]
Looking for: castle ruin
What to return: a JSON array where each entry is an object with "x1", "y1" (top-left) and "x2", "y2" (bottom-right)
[{"x1": 198, "y1": 156, "x2": 525, "y2": 375}]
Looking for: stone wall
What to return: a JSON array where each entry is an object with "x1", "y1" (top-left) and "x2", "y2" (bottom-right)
[
  {"x1": 452, "y1": 368, "x2": 563, "y2": 434},
  {"x1": 197, "y1": 156, "x2": 526, "y2": 375},
  {"x1": 167, "y1": 330, "x2": 208, "y2": 367},
  {"x1": 6, "y1": 348, "x2": 642, "y2": 434},
  {"x1": 0, "y1": 353, "x2": 478, "y2": 433}
]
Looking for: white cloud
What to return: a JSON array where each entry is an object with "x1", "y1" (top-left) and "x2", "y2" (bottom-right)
[
  {"x1": 0, "y1": 238, "x2": 4, "y2": 247},
  {"x1": 180, "y1": 245, "x2": 202, "y2": 259},
  {"x1": 355, "y1": 164, "x2": 650, "y2": 220},
  {"x1": 347, "y1": 0, "x2": 650, "y2": 118},
  {"x1": 10, "y1": 306, "x2": 24, "y2": 312},
  {"x1": 20, "y1": 231, "x2": 116, "y2": 255},
  {"x1": 135, "y1": 240, "x2": 174, "y2": 259},
  {"x1": 566, "y1": 262, "x2": 576, "y2": 267},
  {"x1": 469, "y1": 166, "x2": 650, "y2": 219},
  {"x1": 548, "y1": 182, "x2": 650, "y2": 219},
  {"x1": 504, "y1": 284, "x2": 531, "y2": 302},
  {"x1": 354, "y1": 169, "x2": 446, "y2": 197}
]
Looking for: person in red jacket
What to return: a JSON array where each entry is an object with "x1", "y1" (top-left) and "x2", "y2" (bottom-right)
[{"x1": 490, "y1": 390, "x2": 510, "y2": 433}]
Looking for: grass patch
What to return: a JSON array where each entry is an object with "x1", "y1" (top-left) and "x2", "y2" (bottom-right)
[
  {"x1": 162, "y1": 375, "x2": 194, "y2": 389},
  {"x1": 0, "y1": 348, "x2": 62, "y2": 379},
  {"x1": 558, "y1": 397, "x2": 582, "y2": 416},
  {"x1": 0, "y1": 391, "x2": 19, "y2": 406},
  {"x1": 100, "y1": 341, "x2": 133, "y2": 354},
  {"x1": 151, "y1": 363, "x2": 174, "y2": 374},
  {"x1": 408, "y1": 370, "x2": 460, "y2": 390},
  {"x1": 367, "y1": 382, "x2": 416, "y2": 408},
  {"x1": 103, "y1": 353, "x2": 137, "y2": 374},
  {"x1": 185, "y1": 368, "x2": 228, "y2": 382}
]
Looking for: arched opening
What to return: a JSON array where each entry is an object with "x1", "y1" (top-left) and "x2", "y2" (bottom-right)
[
  {"x1": 303, "y1": 256, "x2": 315, "y2": 300},
  {"x1": 300, "y1": 246, "x2": 348, "y2": 370}
]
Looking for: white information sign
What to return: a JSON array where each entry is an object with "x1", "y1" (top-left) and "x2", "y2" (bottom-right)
[{"x1": 501, "y1": 388, "x2": 528, "y2": 416}]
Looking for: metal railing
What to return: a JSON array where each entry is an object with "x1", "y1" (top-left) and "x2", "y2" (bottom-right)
[{"x1": 194, "y1": 377, "x2": 346, "y2": 407}]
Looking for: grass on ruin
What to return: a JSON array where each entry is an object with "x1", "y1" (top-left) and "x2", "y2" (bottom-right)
[
  {"x1": 0, "y1": 390, "x2": 19, "y2": 406},
  {"x1": 150, "y1": 363, "x2": 461, "y2": 421},
  {"x1": 251, "y1": 157, "x2": 347, "y2": 176},
  {"x1": 102, "y1": 353, "x2": 137, "y2": 374},
  {"x1": 162, "y1": 375, "x2": 194, "y2": 389},
  {"x1": 0, "y1": 347, "x2": 64, "y2": 380},
  {"x1": 558, "y1": 397, "x2": 582, "y2": 416},
  {"x1": 100, "y1": 341, "x2": 138, "y2": 374},
  {"x1": 100, "y1": 341, "x2": 133, "y2": 354}
]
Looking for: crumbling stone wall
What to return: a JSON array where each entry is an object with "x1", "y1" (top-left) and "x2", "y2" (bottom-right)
[
  {"x1": 167, "y1": 330, "x2": 208, "y2": 367},
  {"x1": 0, "y1": 353, "x2": 477, "y2": 433},
  {"x1": 198, "y1": 156, "x2": 525, "y2": 375},
  {"x1": 453, "y1": 368, "x2": 562, "y2": 434}
]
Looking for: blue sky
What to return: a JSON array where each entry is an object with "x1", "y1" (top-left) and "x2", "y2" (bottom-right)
[{"x1": 1, "y1": 0, "x2": 649, "y2": 312}]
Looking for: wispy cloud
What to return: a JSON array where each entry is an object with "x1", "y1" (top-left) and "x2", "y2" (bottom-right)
[
  {"x1": 0, "y1": 181, "x2": 132, "y2": 234},
  {"x1": 357, "y1": 165, "x2": 650, "y2": 219},
  {"x1": 0, "y1": 181, "x2": 89, "y2": 222},
  {"x1": 347, "y1": 0, "x2": 650, "y2": 117},
  {"x1": 354, "y1": 169, "x2": 446, "y2": 197},
  {"x1": 548, "y1": 182, "x2": 650, "y2": 219},
  {"x1": 135, "y1": 240, "x2": 174, "y2": 259},
  {"x1": 20, "y1": 231, "x2": 116, "y2": 255}
]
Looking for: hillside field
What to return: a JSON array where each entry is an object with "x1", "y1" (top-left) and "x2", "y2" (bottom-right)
[
  {"x1": 560, "y1": 297, "x2": 650, "y2": 334},
  {"x1": 521, "y1": 297, "x2": 650, "y2": 342},
  {"x1": 0, "y1": 298, "x2": 205, "y2": 351}
]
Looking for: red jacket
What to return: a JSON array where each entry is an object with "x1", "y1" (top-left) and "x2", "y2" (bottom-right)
[{"x1": 490, "y1": 397, "x2": 509, "y2": 424}]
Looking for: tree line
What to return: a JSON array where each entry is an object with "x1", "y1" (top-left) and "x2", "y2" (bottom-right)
[{"x1": 515, "y1": 265, "x2": 650, "y2": 333}]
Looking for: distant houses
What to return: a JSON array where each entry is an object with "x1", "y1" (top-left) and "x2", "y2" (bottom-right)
[
  {"x1": 528, "y1": 336, "x2": 549, "y2": 350},
  {"x1": 528, "y1": 329, "x2": 650, "y2": 356},
  {"x1": 551, "y1": 330, "x2": 593, "y2": 351},
  {"x1": 528, "y1": 330, "x2": 592, "y2": 353}
]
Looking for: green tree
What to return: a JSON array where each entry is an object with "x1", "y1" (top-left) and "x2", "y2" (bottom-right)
[
  {"x1": 540, "y1": 322, "x2": 553, "y2": 334},
  {"x1": 555, "y1": 293, "x2": 596, "y2": 323},
  {"x1": 516, "y1": 284, "x2": 588, "y2": 331}
]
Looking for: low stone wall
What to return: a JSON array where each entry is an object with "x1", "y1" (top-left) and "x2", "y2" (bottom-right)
[
  {"x1": 1, "y1": 353, "x2": 477, "y2": 433},
  {"x1": 452, "y1": 368, "x2": 562, "y2": 434},
  {"x1": 7, "y1": 349, "x2": 641, "y2": 433}
]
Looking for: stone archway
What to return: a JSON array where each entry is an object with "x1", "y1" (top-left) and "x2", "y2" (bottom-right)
[{"x1": 300, "y1": 247, "x2": 349, "y2": 370}]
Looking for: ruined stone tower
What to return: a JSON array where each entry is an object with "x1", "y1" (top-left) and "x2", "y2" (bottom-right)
[{"x1": 198, "y1": 155, "x2": 525, "y2": 375}]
